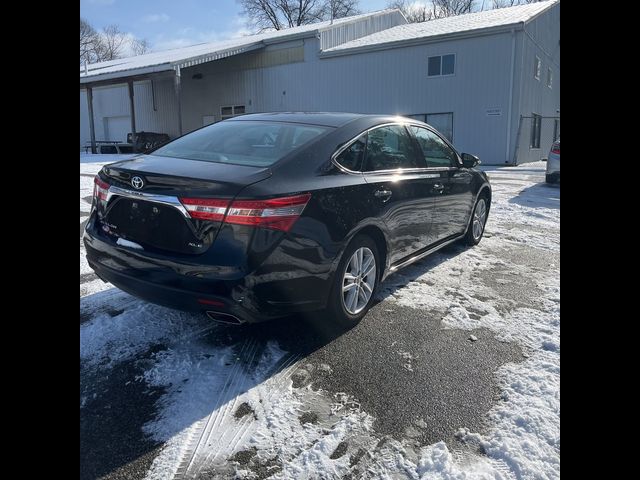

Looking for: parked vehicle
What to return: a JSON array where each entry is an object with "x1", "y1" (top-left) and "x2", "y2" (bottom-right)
[
  {"x1": 82, "y1": 141, "x2": 135, "y2": 154},
  {"x1": 84, "y1": 113, "x2": 491, "y2": 327},
  {"x1": 127, "y1": 131, "x2": 171, "y2": 153},
  {"x1": 546, "y1": 138, "x2": 560, "y2": 183}
]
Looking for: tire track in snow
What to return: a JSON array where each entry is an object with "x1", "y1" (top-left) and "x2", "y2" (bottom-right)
[
  {"x1": 174, "y1": 338, "x2": 259, "y2": 479},
  {"x1": 174, "y1": 350, "x2": 303, "y2": 479}
]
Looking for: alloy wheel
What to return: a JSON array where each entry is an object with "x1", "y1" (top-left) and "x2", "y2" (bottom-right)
[{"x1": 342, "y1": 247, "x2": 376, "y2": 315}]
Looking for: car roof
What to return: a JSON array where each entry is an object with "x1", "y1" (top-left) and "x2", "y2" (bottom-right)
[{"x1": 227, "y1": 112, "x2": 401, "y2": 128}]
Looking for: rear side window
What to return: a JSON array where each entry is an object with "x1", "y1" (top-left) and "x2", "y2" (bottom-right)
[
  {"x1": 410, "y1": 126, "x2": 458, "y2": 168},
  {"x1": 153, "y1": 121, "x2": 332, "y2": 167},
  {"x1": 364, "y1": 125, "x2": 425, "y2": 172},
  {"x1": 335, "y1": 134, "x2": 366, "y2": 171}
]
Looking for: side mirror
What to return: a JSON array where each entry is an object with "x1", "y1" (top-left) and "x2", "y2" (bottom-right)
[{"x1": 461, "y1": 153, "x2": 481, "y2": 168}]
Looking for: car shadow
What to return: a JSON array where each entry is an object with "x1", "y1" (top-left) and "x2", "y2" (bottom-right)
[{"x1": 509, "y1": 181, "x2": 559, "y2": 210}]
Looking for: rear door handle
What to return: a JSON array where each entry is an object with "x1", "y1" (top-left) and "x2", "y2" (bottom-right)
[
  {"x1": 433, "y1": 183, "x2": 445, "y2": 193},
  {"x1": 374, "y1": 189, "x2": 393, "y2": 202}
]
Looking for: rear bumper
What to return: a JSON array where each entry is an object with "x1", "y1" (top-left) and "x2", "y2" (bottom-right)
[
  {"x1": 83, "y1": 220, "x2": 332, "y2": 323},
  {"x1": 88, "y1": 258, "x2": 264, "y2": 323},
  {"x1": 546, "y1": 154, "x2": 560, "y2": 175}
]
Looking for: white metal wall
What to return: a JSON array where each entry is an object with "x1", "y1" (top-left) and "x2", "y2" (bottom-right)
[
  {"x1": 180, "y1": 33, "x2": 515, "y2": 164},
  {"x1": 512, "y1": 2, "x2": 560, "y2": 163}
]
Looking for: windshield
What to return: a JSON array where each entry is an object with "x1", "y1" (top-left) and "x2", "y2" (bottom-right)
[{"x1": 152, "y1": 120, "x2": 332, "y2": 167}]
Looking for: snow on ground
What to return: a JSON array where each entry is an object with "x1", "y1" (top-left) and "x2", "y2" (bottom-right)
[
  {"x1": 80, "y1": 160, "x2": 559, "y2": 479},
  {"x1": 370, "y1": 163, "x2": 560, "y2": 479}
]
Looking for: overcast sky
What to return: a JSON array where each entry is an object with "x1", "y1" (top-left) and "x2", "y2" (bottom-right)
[{"x1": 80, "y1": 0, "x2": 393, "y2": 53}]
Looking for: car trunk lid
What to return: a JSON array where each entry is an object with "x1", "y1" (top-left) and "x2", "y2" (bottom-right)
[{"x1": 94, "y1": 154, "x2": 272, "y2": 255}]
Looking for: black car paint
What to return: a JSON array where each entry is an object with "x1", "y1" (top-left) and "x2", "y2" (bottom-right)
[{"x1": 84, "y1": 113, "x2": 491, "y2": 323}]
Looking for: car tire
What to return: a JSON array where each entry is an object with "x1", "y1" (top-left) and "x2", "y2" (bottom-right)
[
  {"x1": 326, "y1": 234, "x2": 380, "y2": 329},
  {"x1": 546, "y1": 174, "x2": 557, "y2": 184},
  {"x1": 463, "y1": 194, "x2": 489, "y2": 246}
]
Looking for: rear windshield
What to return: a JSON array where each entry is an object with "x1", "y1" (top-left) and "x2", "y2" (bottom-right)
[{"x1": 152, "y1": 120, "x2": 332, "y2": 167}]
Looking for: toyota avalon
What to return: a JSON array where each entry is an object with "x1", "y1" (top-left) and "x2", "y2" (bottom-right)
[{"x1": 83, "y1": 113, "x2": 491, "y2": 327}]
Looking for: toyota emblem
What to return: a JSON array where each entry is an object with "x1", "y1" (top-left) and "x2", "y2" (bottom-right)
[{"x1": 131, "y1": 176, "x2": 144, "y2": 189}]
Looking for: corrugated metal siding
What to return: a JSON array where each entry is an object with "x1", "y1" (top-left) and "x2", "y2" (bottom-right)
[
  {"x1": 80, "y1": 78, "x2": 180, "y2": 143},
  {"x1": 512, "y1": 2, "x2": 560, "y2": 164},
  {"x1": 192, "y1": 43, "x2": 304, "y2": 73},
  {"x1": 320, "y1": 11, "x2": 406, "y2": 50},
  {"x1": 180, "y1": 45, "x2": 305, "y2": 132},
  {"x1": 180, "y1": 34, "x2": 514, "y2": 164},
  {"x1": 133, "y1": 78, "x2": 180, "y2": 138}
]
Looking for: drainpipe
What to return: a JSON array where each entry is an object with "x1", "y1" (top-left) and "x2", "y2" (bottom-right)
[
  {"x1": 505, "y1": 27, "x2": 517, "y2": 164},
  {"x1": 174, "y1": 66, "x2": 183, "y2": 136}
]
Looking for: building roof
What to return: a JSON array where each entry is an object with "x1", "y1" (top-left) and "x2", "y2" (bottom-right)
[
  {"x1": 322, "y1": 0, "x2": 559, "y2": 56},
  {"x1": 80, "y1": 9, "x2": 403, "y2": 84}
]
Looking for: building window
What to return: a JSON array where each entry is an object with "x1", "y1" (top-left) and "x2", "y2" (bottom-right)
[
  {"x1": 546, "y1": 67, "x2": 553, "y2": 88},
  {"x1": 530, "y1": 114, "x2": 542, "y2": 149},
  {"x1": 534, "y1": 56, "x2": 541, "y2": 80},
  {"x1": 428, "y1": 54, "x2": 455, "y2": 77},
  {"x1": 426, "y1": 113, "x2": 454, "y2": 142},
  {"x1": 220, "y1": 105, "x2": 246, "y2": 120}
]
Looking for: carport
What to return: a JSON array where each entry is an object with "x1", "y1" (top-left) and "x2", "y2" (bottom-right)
[{"x1": 80, "y1": 42, "x2": 265, "y2": 153}]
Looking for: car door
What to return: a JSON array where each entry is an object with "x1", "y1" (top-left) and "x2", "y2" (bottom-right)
[
  {"x1": 409, "y1": 125, "x2": 474, "y2": 241},
  {"x1": 360, "y1": 124, "x2": 443, "y2": 265}
]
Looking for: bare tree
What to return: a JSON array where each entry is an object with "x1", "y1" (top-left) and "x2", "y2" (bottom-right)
[
  {"x1": 98, "y1": 25, "x2": 128, "y2": 61},
  {"x1": 387, "y1": 1, "x2": 434, "y2": 23},
  {"x1": 432, "y1": 0, "x2": 476, "y2": 17},
  {"x1": 130, "y1": 38, "x2": 151, "y2": 56},
  {"x1": 324, "y1": 0, "x2": 360, "y2": 22},
  {"x1": 81, "y1": 18, "x2": 152, "y2": 64},
  {"x1": 492, "y1": 0, "x2": 539, "y2": 7},
  {"x1": 80, "y1": 18, "x2": 101, "y2": 64},
  {"x1": 238, "y1": 0, "x2": 360, "y2": 31}
]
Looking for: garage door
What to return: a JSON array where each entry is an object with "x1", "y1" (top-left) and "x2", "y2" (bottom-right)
[{"x1": 103, "y1": 116, "x2": 131, "y2": 142}]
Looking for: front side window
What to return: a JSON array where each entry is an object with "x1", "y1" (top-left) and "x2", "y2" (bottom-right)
[
  {"x1": 530, "y1": 114, "x2": 542, "y2": 149},
  {"x1": 410, "y1": 126, "x2": 458, "y2": 168},
  {"x1": 364, "y1": 125, "x2": 425, "y2": 171},
  {"x1": 153, "y1": 120, "x2": 331, "y2": 167},
  {"x1": 428, "y1": 54, "x2": 455, "y2": 77},
  {"x1": 335, "y1": 134, "x2": 366, "y2": 171}
]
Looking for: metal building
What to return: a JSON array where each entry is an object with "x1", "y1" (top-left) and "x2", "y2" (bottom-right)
[{"x1": 80, "y1": 0, "x2": 559, "y2": 165}]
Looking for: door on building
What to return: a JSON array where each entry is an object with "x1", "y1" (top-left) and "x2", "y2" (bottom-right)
[{"x1": 103, "y1": 116, "x2": 131, "y2": 142}]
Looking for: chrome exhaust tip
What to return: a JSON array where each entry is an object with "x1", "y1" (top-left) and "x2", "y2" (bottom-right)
[{"x1": 206, "y1": 311, "x2": 245, "y2": 325}]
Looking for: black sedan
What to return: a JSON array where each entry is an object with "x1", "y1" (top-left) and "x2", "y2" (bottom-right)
[{"x1": 84, "y1": 113, "x2": 491, "y2": 327}]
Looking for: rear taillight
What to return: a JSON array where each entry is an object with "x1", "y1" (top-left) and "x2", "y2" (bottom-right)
[
  {"x1": 180, "y1": 193, "x2": 311, "y2": 232},
  {"x1": 227, "y1": 194, "x2": 311, "y2": 231},
  {"x1": 93, "y1": 176, "x2": 109, "y2": 202},
  {"x1": 180, "y1": 198, "x2": 230, "y2": 221},
  {"x1": 551, "y1": 142, "x2": 560, "y2": 154}
]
